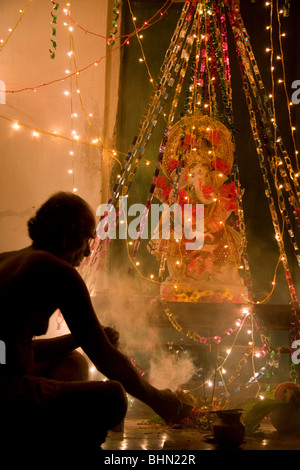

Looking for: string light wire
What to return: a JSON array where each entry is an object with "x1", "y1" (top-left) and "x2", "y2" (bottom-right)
[
  {"x1": 62, "y1": 0, "x2": 173, "y2": 42},
  {"x1": 6, "y1": 1, "x2": 172, "y2": 94},
  {"x1": 127, "y1": 0, "x2": 154, "y2": 85},
  {"x1": 275, "y1": 0, "x2": 299, "y2": 172},
  {"x1": 0, "y1": 0, "x2": 32, "y2": 52}
]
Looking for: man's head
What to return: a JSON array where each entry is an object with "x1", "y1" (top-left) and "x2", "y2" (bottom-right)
[{"x1": 27, "y1": 192, "x2": 96, "y2": 266}]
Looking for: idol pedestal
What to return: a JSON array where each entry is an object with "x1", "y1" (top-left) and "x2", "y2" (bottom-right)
[{"x1": 148, "y1": 301, "x2": 299, "y2": 404}]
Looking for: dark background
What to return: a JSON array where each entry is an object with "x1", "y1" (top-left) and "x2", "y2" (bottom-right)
[{"x1": 110, "y1": 0, "x2": 300, "y2": 305}]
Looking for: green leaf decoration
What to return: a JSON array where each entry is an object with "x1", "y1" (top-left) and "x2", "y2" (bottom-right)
[{"x1": 241, "y1": 398, "x2": 285, "y2": 434}]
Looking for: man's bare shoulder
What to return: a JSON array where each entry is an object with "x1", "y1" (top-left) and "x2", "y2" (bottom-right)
[{"x1": 0, "y1": 247, "x2": 79, "y2": 281}]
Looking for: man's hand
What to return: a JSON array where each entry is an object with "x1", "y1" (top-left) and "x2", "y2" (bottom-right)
[
  {"x1": 152, "y1": 388, "x2": 194, "y2": 425},
  {"x1": 103, "y1": 326, "x2": 120, "y2": 349}
]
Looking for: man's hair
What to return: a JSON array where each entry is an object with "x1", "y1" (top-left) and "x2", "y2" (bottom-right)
[{"x1": 27, "y1": 192, "x2": 95, "y2": 256}]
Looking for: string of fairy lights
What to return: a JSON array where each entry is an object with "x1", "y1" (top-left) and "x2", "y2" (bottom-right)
[
  {"x1": 80, "y1": 0, "x2": 297, "y2": 403},
  {"x1": 0, "y1": 0, "x2": 174, "y2": 192},
  {"x1": 105, "y1": 0, "x2": 298, "y2": 399},
  {"x1": 1, "y1": 0, "x2": 299, "y2": 403}
]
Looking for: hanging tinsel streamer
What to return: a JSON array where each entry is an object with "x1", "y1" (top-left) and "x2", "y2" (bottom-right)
[
  {"x1": 107, "y1": 0, "x2": 120, "y2": 46},
  {"x1": 49, "y1": 2, "x2": 59, "y2": 59},
  {"x1": 283, "y1": 0, "x2": 290, "y2": 17}
]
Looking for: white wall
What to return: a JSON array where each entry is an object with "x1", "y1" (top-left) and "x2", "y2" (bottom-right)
[
  {"x1": 0, "y1": 0, "x2": 120, "y2": 252},
  {"x1": 0, "y1": 0, "x2": 121, "y2": 337}
]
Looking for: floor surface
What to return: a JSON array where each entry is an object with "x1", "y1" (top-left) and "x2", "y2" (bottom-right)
[{"x1": 102, "y1": 404, "x2": 300, "y2": 452}]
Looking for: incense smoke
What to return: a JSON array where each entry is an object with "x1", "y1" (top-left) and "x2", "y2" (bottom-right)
[{"x1": 91, "y1": 271, "x2": 195, "y2": 391}]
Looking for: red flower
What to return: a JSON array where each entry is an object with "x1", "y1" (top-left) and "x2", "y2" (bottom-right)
[
  {"x1": 183, "y1": 133, "x2": 196, "y2": 150},
  {"x1": 207, "y1": 129, "x2": 221, "y2": 146},
  {"x1": 156, "y1": 175, "x2": 169, "y2": 190},
  {"x1": 224, "y1": 200, "x2": 238, "y2": 213},
  {"x1": 220, "y1": 182, "x2": 237, "y2": 200},
  {"x1": 211, "y1": 158, "x2": 231, "y2": 175},
  {"x1": 202, "y1": 184, "x2": 217, "y2": 198},
  {"x1": 162, "y1": 186, "x2": 172, "y2": 200},
  {"x1": 177, "y1": 189, "x2": 189, "y2": 206},
  {"x1": 168, "y1": 159, "x2": 179, "y2": 173}
]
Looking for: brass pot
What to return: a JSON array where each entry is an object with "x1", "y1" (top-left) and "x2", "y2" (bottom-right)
[{"x1": 212, "y1": 409, "x2": 245, "y2": 448}]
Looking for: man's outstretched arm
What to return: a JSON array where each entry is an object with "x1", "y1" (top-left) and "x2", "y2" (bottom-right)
[{"x1": 53, "y1": 261, "x2": 187, "y2": 424}]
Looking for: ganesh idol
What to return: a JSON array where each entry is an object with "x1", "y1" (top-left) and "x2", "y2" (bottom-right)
[{"x1": 147, "y1": 114, "x2": 249, "y2": 303}]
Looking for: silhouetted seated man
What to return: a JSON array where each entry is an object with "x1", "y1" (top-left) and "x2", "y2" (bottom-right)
[{"x1": 0, "y1": 192, "x2": 189, "y2": 459}]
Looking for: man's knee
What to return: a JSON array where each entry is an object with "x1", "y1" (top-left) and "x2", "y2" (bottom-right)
[
  {"x1": 48, "y1": 350, "x2": 89, "y2": 381},
  {"x1": 68, "y1": 350, "x2": 89, "y2": 380},
  {"x1": 107, "y1": 380, "x2": 128, "y2": 419}
]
